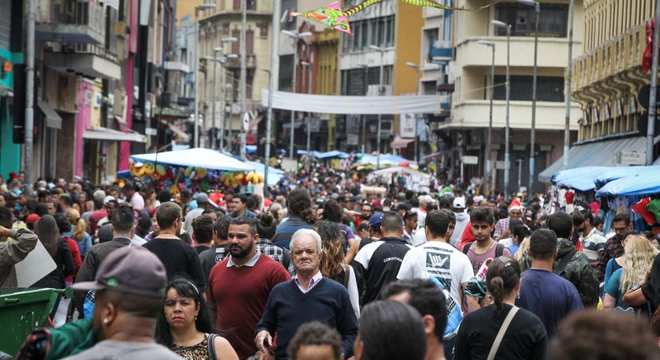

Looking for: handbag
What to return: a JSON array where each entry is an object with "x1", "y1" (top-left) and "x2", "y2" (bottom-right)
[{"x1": 486, "y1": 306, "x2": 519, "y2": 360}]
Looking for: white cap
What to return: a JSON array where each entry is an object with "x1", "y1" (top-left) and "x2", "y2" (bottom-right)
[
  {"x1": 103, "y1": 196, "x2": 117, "y2": 205},
  {"x1": 452, "y1": 196, "x2": 466, "y2": 209}
]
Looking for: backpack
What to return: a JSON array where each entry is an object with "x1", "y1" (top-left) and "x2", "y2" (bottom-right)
[{"x1": 463, "y1": 242, "x2": 505, "y2": 257}]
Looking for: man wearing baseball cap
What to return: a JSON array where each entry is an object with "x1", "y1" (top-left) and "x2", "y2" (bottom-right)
[{"x1": 65, "y1": 246, "x2": 181, "y2": 359}]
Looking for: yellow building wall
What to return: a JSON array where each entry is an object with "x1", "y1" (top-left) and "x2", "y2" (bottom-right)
[
  {"x1": 393, "y1": 2, "x2": 424, "y2": 134},
  {"x1": 176, "y1": 0, "x2": 202, "y2": 23}
]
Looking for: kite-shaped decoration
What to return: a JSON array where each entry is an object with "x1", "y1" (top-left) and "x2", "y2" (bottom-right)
[{"x1": 292, "y1": 0, "x2": 501, "y2": 35}]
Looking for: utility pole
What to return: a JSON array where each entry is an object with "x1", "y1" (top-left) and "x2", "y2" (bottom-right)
[
  {"x1": 265, "y1": 0, "x2": 281, "y2": 197},
  {"x1": 529, "y1": 1, "x2": 540, "y2": 194},
  {"x1": 304, "y1": 62, "x2": 313, "y2": 155},
  {"x1": 239, "y1": 0, "x2": 247, "y2": 159},
  {"x1": 24, "y1": 0, "x2": 36, "y2": 190},
  {"x1": 563, "y1": 0, "x2": 575, "y2": 168},
  {"x1": 477, "y1": 40, "x2": 495, "y2": 194},
  {"x1": 369, "y1": 45, "x2": 386, "y2": 168},
  {"x1": 647, "y1": 0, "x2": 660, "y2": 165},
  {"x1": 211, "y1": 54, "x2": 217, "y2": 149}
]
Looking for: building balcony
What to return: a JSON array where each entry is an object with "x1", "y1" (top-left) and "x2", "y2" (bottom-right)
[
  {"x1": 36, "y1": 0, "x2": 106, "y2": 44},
  {"x1": 455, "y1": 36, "x2": 583, "y2": 69},
  {"x1": 44, "y1": 44, "x2": 120, "y2": 80},
  {"x1": 572, "y1": 23, "x2": 645, "y2": 95},
  {"x1": 448, "y1": 100, "x2": 581, "y2": 131}
]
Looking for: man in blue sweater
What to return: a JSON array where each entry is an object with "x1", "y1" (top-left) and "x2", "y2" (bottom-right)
[{"x1": 256, "y1": 229, "x2": 358, "y2": 359}]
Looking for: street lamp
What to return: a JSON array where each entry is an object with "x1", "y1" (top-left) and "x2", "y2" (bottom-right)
[
  {"x1": 477, "y1": 40, "x2": 495, "y2": 193},
  {"x1": 405, "y1": 62, "x2": 422, "y2": 163},
  {"x1": 369, "y1": 44, "x2": 387, "y2": 169},
  {"x1": 491, "y1": 20, "x2": 511, "y2": 196},
  {"x1": 193, "y1": 2, "x2": 216, "y2": 148},
  {"x1": 517, "y1": 0, "x2": 540, "y2": 195},
  {"x1": 282, "y1": 30, "x2": 313, "y2": 159}
]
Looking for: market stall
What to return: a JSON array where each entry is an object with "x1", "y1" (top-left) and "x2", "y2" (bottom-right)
[
  {"x1": 129, "y1": 148, "x2": 265, "y2": 194},
  {"x1": 367, "y1": 166, "x2": 432, "y2": 193}
]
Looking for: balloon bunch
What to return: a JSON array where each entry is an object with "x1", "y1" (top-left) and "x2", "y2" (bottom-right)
[{"x1": 221, "y1": 172, "x2": 264, "y2": 188}]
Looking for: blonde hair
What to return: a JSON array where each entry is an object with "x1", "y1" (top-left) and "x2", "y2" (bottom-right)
[
  {"x1": 515, "y1": 236, "x2": 531, "y2": 263},
  {"x1": 67, "y1": 208, "x2": 87, "y2": 241},
  {"x1": 621, "y1": 235, "x2": 658, "y2": 292}
]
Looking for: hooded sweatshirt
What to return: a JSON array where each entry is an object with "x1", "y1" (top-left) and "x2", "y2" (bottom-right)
[
  {"x1": 450, "y1": 211, "x2": 470, "y2": 248},
  {"x1": 554, "y1": 238, "x2": 599, "y2": 307}
]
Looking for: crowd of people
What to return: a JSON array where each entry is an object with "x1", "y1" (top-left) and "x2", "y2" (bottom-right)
[{"x1": 1, "y1": 171, "x2": 660, "y2": 360}]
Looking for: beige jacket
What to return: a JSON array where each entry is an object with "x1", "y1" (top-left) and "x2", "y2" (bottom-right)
[{"x1": 0, "y1": 228, "x2": 39, "y2": 288}]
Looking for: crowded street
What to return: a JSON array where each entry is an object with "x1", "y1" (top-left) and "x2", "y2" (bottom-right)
[{"x1": 2, "y1": 0, "x2": 660, "y2": 359}]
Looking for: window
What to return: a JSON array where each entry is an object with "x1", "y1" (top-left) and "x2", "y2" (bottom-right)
[
  {"x1": 282, "y1": 0, "x2": 297, "y2": 30},
  {"x1": 247, "y1": 0, "x2": 256, "y2": 10},
  {"x1": 222, "y1": 23, "x2": 230, "y2": 36},
  {"x1": 258, "y1": 22, "x2": 268, "y2": 37},
  {"x1": 494, "y1": 3, "x2": 568, "y2": 37},
  {"x1": 343, "y1": 15, "x2": 395, "y2": 53},
  {"x1": 246, "y1": 28, "x2": 254, "y2": 54},
  {"x1": 231, "y1": 29, "x2": 240, "y2": 53},
  {"x1": 493, "y1": 75, "x2": 564, "y2": 102},
  {"x1": 279, "y1": 54, "x2": 294, "y2": 91},
  {"x1": 233, "y1": 0, "x2": 240, "y2": 10},
  {"x1": 422, "y1": 81, "x2": 437, "y2": 95}
]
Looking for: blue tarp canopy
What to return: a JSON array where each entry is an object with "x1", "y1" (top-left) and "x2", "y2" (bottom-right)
[
  {"x1": 551, "y1": 166, "x2": 611, "y2": 191},
  {"x1": 297, "y1": 150, "x2": 350, "y2": 159},
  {"x1": 596, "y1": 166, "x2": 660, "y2": 197},
  {"x1": 593, "y1": 166, "x2": 660, "y2": 188},
  {"x1": 355, "y1": 154, "x2": 414, "y2": 168}
]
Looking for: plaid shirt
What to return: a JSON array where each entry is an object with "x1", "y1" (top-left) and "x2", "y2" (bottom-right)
[{"x1": 257, "y1": 239, "x2": 291, "y2": 270}]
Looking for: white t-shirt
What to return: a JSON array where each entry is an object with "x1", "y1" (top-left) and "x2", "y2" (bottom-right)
[{"x1": 397, "y1": 241, "x2": 474, "y2": 306}]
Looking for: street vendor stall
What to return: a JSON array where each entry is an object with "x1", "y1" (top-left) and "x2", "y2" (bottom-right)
[
  {"x1": 368, "y1": 166, "x2": 431, "y2": 193},
  {"x1": 129, "y1": 148, "x2": 264, "y2": 194}
]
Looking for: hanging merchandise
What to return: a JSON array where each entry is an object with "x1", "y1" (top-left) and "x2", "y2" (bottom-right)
[
  {"x1": 631, "y1": 197, "x2": 656, "y2": 226},
  {"x1": 646, "y1": 198, "x2": 660, "y2": 223}
]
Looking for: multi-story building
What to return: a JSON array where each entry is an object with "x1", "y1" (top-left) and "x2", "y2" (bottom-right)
[
  {"x1": 30, "y1": 0, "x2": 177, "y2": 183},
  {"x1": 449, "y1": 0, "x2": 584, "y2": 193},
  {"x1": 0, "y1": 0, "x2": 23, "y2": 177},
  {"x1": 415, "y1": 6, "x2": 453, "y2": 167},
  {"x1": 331, "y1": 0, "x2": 424, "y2": 154},
  {"x1": 196, "y1": 0, "x2": 274, "y2": 152},
  {"x1": 541, "y1": 0, "x2": 659, "y2": 179},
  {"x1": 35, "y1": 0, "x2": 134, "y2": 182}
]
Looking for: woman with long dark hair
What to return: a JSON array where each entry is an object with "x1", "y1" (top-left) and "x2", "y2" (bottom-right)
[
  {"x1": 317, "y1": 220, "x2": 360, "y2": 319},
  {"x1": 455, "y1": 257, "x2": 547, "y2": 360},
  {"x1": 32, "y1": 215, "x2": 75, "y2": 289},
  {"x1": 155, "y1": 279, "x2": 238, "y2": 360}
]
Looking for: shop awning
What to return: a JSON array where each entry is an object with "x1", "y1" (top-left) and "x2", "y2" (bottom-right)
[
  {"x1": 83, "y1": 127, "x2": 146, "y2": 143},
  {"x1": 539, "y1": 137, "x2": 646, "y2": 181},
  {"x1": 38, "y1": 100, "x2": 62, "y2": 129}
]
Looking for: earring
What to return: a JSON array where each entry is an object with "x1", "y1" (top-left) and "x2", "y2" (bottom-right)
[{"x1": 103, "y1": 318, "x2": 110, "y2": 325}]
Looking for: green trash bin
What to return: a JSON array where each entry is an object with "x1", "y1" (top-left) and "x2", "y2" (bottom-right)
[{"x1": 0, "y1": 288, "x2": 70, "y2": 356}]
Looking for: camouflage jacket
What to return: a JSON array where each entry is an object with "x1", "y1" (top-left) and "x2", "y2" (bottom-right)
[{"x1": 555, "y1": 238, "x2": 599, "y2": 307}]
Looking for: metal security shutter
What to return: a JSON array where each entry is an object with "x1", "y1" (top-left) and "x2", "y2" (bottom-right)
[{"x1": 0, "y1": 0, "x2": 10, "y2": 49}]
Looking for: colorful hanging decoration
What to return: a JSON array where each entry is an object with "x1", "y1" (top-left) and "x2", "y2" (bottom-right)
[{"x1": 293, "y1": 0, "x2": 501, "y2": 35}]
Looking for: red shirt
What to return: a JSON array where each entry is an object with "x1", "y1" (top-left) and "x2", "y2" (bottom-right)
[
  {"x1": 63, "y1": 237, "x2": 82, "y2": 284},
  {"x1": 207, "y1": 255, "x2": 290, "y2": 359}
]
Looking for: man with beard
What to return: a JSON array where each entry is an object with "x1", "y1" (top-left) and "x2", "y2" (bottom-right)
[{"x1": 207, "y1": 217, "x2": 290, "y2": 359}]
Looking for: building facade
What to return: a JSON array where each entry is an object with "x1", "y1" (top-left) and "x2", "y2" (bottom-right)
[
  {"x1": 449, "y1": 0, "x2": 584, "y2": 193},
  {"x1": 548, "y1": 0, "x2": 660, "y2": 173},
  {"x1": 0, "y1": 0, "x2": 22, "y2": 178},
  {"x1": 196, "y1": 0, "x2": 274, "y2": 152}
]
